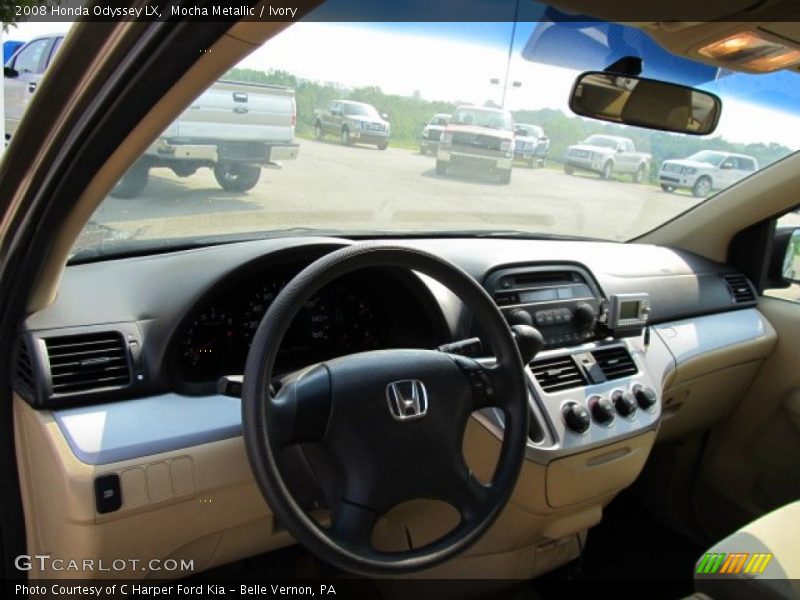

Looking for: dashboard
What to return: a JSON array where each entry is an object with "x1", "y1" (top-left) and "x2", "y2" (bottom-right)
[
  {"x1": 13, "y1": 235, "x2": 777, "y2": 581},
  {"x1": 17, "y1": 237, "x2": 757, "y2": 409}
]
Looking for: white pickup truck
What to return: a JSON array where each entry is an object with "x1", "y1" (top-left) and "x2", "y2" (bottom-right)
[
  {"x1": 4, "y1": 35, "x2": 299, "y2": 198},
  {"x1": 563, "y1": 134, "x2": 651, "y2": 182},
  {"x1": 658, "y1": 151, "x2": 759, "y2": 197}
]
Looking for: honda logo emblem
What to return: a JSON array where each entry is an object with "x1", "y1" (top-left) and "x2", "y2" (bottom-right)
[{"x1": 386, "y1": 380, "x2": 428, "y2": 421}]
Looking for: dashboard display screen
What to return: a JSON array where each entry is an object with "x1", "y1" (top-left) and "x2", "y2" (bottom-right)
[
  {"x1": 619, "y1": 301, "x2": 640, "y2": 320},
  {"x1": 519, "y1": 288, "x2": 558, "y2": 303}
]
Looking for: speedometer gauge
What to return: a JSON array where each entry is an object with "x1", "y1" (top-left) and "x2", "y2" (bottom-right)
[
  {"x1": 179, "y1": 307, "x2": 239, "y2": 377},
  {"x1": 243, "y1": 280, "x2": 286, "y2": 345}
]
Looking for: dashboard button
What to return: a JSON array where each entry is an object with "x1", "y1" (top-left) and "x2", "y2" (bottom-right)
[
  {"x1": 589, "y1": 395, "x2": 615, "y2": 425},
  {"x1": 634, "y1": 386, "x2": 657, "y2": 410},
  {"x1": 612, "y1": 390, "x2": 638, "y2": 417},
  {"x1": 563, "y1": 402, "x2": 591, "y2": 434}
]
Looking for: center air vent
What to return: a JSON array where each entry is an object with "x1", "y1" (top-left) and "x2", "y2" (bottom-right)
[
  {"x1": 591, "y1": 346, "x2": 637, "y2": 380},
  {"x1": 45, "y1": 331, "x2": 131, "y2": 396},
  {"x1": 722, "y1": 274, "x2": 756, "y2": 304},
  {"x1": 531, "y1": 355, "x2": 587, "y2": 393}
]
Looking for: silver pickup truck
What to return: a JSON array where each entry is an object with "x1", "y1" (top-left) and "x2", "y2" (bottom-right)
[
  {"x1": 564, "y1": 134, "x2": 651, "y2": 182},
  {"x1": 4, "y1": 35, "x2": 299, "y2": 198}
]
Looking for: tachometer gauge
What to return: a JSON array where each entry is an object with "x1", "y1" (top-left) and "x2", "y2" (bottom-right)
[{"x1": 180, "y1": 307, "x2": 239, "y2": 376}]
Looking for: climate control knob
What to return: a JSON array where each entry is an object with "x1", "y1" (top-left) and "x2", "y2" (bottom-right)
[
  {"x1": 612, "y1": 390, "x2": 638, "y2": 417},
  {"x1": 562, "y1": 402, "x2": 591, "y2": 434},
  {"x1": 589, "y1": 395, "x2": 615, "y2": 425},
  {"x1": 634, "y1": 386, "x2": 657, "y2": 410}
]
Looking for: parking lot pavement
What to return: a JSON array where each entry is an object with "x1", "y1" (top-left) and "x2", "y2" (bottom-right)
[{"x1": 85, "y1": 139, "x2": 702, "y2": 246}]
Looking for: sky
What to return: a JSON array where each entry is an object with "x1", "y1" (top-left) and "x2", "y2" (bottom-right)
[{"x1": 6, "y1": 20, "x2": 800, "y2": 149}]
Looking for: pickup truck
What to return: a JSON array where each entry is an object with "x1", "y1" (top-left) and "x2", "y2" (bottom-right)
[
  {"x1": 563, "y1": 134, "x2": 651, "y2": 182},
  {"x1": 659, "y1": 150, "x2": 759, "y2": 197},
  {"x1": 313, "y1": 100, "x2": 390, "y2": 149},
  {"x1": 513, "y1": 123, "x2": 550, "y2": 168},
  {"x1": 4, "y1": 35, "x2": 299, "y2": 198},
  {"x1": 419, "y1": 113, "x2": 450, "y2": 155},
  {"x1": 436, "y1": 105, "x2": 515, "y2": 184}
]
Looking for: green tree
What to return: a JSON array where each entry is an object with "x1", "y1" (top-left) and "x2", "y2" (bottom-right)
[
  {"x1": 224, "y1": 66, "x2": 794, "y2": 168},
  {"x1": 2, "y1": 1, "x2": 56, "y2": 31}
]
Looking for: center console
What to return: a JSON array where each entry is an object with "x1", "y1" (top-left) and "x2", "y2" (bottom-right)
[{"x1": 478, "y1": 264, "x2": 662, "y2": 462}]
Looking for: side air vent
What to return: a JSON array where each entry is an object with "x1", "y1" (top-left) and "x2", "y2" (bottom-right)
[
  {"x1": 45, "y1": 331, "x2": 131, "y2": 396},
  {"x1": 13, "y1": 339, "x2": 35, "y2": 402},
  {"x1": 531, "y1": 355, "x2": 587, "y2": 393},
  {"x1": 591, "y1": 346, "x2": 637, "y2": 380},
  {"x1": 722, "y1": 274, "x2": 756, "y2": 304}
]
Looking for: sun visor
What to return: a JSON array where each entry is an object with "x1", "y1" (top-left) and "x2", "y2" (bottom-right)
[{"x1": 521, "y1": 11, "x2": 720, "y2": 86}]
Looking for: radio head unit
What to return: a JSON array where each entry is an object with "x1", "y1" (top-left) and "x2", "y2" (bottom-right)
[{"x1": 484, "y1": 266, "x2": 604, "y2": 350}]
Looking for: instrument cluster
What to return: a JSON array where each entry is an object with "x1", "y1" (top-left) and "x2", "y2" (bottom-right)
[{"x1": 171, "y1": 264, "x2": 441, "y2": 388}]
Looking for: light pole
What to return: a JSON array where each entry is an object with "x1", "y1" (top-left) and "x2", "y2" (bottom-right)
[
  {"x1": 500, "y1": 0, "x2": 521, "y2": 109},
  {"x1": 490, "y1": 78, "x2": 522, "y2": 109}
]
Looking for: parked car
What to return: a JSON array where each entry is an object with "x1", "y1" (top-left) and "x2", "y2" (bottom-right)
[
  {"x1": 3, "y1": 35, "x2": 63, "y2": 140},
  {"x1": 436, "y1": 105, "x2": 515, "y2": 184},
  {"x1": 564, "y1": 134, "x2": 651, "y2": 182},
  {"x1": 659, "y1": 150, "x2": 759, "y2": 197},
  {"x1": 5, "y1": 35, "x2": 299, "y2": 198},
  {"x1": 513, "y1": 123, "x2": 550, "y2": 168},
  {"x1": 313, "y1": 100, "x2": 390, "y2": 149},
  {"x1": 114, "y1": 81, "x2": 299, "y2": 198},
  {"x1": 419, "y1": 113, "x2": 450, "y2": 155}
]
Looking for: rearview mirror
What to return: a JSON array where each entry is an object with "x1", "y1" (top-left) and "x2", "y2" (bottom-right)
[
  {"x1": 381, "y1": 112, "x2": 389, "y2": 121},
  {"x1": 4, "y1": 66, "x2": 19, "y2": 79},
  {"x1": 569, "y1": 71, "x2": 721, "y2": 135}
]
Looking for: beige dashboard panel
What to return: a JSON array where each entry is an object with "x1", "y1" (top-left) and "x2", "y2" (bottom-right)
[
  {"x1": 546, "y1": 431, "x2": 656, "y2": 508},
  {"x1": 653, "y1": 309, "x2": 776, "y2": 442},
  {"x1": 13, "y1": 394, "x2": 283, "y2": 579},
  {"x1": 15, "y1": 391, "x2": 657, "y2": 581}
]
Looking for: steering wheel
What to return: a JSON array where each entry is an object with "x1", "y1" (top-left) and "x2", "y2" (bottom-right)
[{"x1": 242, "y1": 243, "x2": 529, "y2": 576}]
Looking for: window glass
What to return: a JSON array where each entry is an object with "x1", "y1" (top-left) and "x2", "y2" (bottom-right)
[{"x1": 12, "y1": 38, "x2": 49, "y2": 74}]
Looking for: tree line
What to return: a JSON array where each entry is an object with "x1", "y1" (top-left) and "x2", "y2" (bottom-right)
[{"x1": 226, "y1": 67, "x2": 793, "y2": 180}]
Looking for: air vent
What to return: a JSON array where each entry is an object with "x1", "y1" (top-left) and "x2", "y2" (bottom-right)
[
  {"x1": 722, "y1": 274, "x2": 756, "y2": 304},
  {"x1": 531, "y1": 355, "x2": 587, "y2": 393},
  {"x1": 591, "y1": 346, "x2": 637, "y2": 380},
  {"x1": 45, "y1": 331, "x2": 131, "y2": 396},
  {"x1": 13, "y1": 339, "x2": 35, "y2": 401}
]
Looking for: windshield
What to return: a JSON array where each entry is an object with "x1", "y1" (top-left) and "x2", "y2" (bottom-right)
[
  {"x1": 451, "y1": 107, "x2": 514, "y2": 130},
  {"x1": 583, "y1": 136, "x2": 622, "y2": 149},
  {"x1": 9, "y1": 6, "x2": 796, "y2": 257},
  {"x1": 685, "y1": 151, "x2": 728, "y2": 166},
  {"x1": 343, "y1": 103, "x2": 380, "y2": 118}
]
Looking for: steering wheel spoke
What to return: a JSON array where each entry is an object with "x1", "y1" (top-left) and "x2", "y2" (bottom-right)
[
  {"x1": 450, "y1": 355, "x2": 513, "y2": 411},
  {"x1": 329, "y1": 501, "x2": 380, "y2": 553},
  {"x1": 451, "y1": 474, "x2": 492, "y2": 523},
  {"x1": 265, "y1": 364, "x2": 332, "y2": 448}
]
